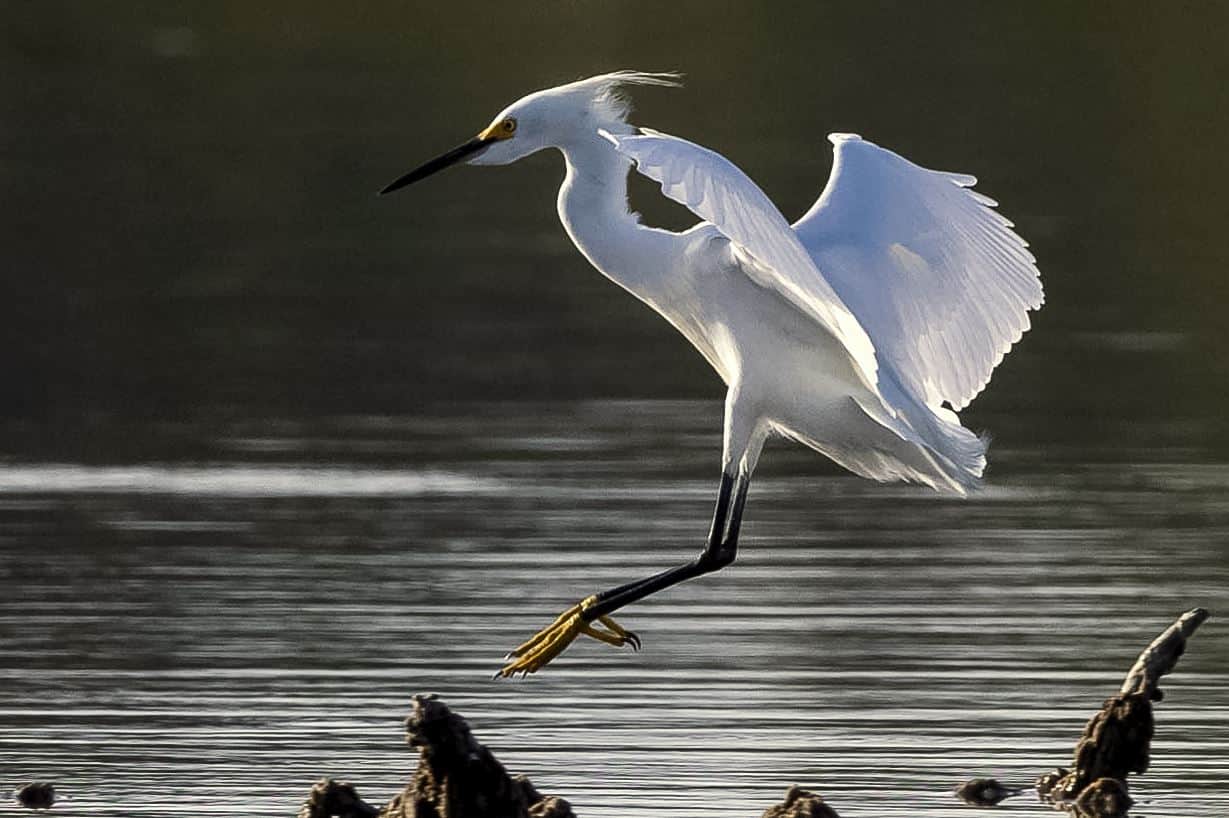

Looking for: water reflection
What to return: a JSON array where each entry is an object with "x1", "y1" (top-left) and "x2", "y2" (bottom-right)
[{"x1": 0, "y1": 464, "x2": 501, "y2": 497}]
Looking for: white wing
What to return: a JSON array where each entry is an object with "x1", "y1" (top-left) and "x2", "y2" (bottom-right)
[
  {"x1": 793, "y1": 134, "x2": 1044, "y2": 412},
  {"x1": 600, "y1": 128, "x2": 879, "y2": 390}
]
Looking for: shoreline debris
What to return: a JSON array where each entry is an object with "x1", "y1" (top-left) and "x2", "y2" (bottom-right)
[
  {"x1": 297, "y1": 694, "x2": 577, "y2": 818},
  {"x1": 299, "y1": 609, "x2": 1209, "y2": 818},
  {"x1": 297, "y1": 694, "x2": 824, "y2": 818},
  {"x1": 382, "y1": 693, "x2": 575, "y2": 818},
  {"x1": 955, "y1": 607, "x2": 1209, "y2": 817},
  {"x1": 1037, "y1": 608, "x2": 1208, "y2": 816}
]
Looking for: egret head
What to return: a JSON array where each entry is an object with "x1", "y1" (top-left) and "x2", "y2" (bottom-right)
[{"x1": 379, "y1": 71, "x2": 680, "y2": 194}]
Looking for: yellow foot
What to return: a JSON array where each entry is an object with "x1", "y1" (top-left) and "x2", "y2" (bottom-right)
[{"x1": 496, "y1": 595, "x2": 640, "y2": 678}]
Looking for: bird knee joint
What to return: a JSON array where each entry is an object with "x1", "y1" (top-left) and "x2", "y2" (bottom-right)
[{"x1": 698, "y1": 547, "x2": 736, "y2": 571}]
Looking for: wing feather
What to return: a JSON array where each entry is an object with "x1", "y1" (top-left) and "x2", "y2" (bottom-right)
[
  {"x1": 601, "y1": 128, "x2": 880, "y2": 390},
  {"x1": 794, "y1": 134, "x2": 1043, "y2": 411}
]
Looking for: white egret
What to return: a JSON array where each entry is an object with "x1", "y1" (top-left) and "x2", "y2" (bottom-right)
[{"x1": 380, "y1": 72, "x2": 1043, "y2": 677}]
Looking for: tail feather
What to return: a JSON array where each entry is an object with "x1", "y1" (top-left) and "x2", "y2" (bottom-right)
[
  {"x1": 774, "y1": 398, "x2": 986, "y2": 496},
  {"x1": 838, "y1": 370, "x2": 988, "y2": 495}
]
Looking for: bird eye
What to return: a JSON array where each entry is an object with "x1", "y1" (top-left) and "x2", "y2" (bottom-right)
[{"x1": 503, "y1": 118, "x2": 517, "y2": 133}]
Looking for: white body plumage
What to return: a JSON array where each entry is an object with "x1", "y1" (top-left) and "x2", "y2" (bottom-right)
[{"x1": 395, "y1": 71, "x2": 1044, "y2": 495}]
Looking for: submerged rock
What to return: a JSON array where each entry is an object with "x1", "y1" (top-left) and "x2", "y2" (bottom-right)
[
  {"x1": 298, "y1": 696, "x2": 850, "y2": 818},
  {"x1": 298, "y1": 778, "x2": 380, "y2": 818},
  {"x1": 1069, "y1": 777, "x2": 1133, "y2": 818},
  {"x1": 952, "y1": 610, "x2": 1209, "y2": 816},
  {"x1": 300, "y1": 610, "x2": 1209, "y2": 818},
  {"x1": 952, "y1": 777, "x2": 1023, "y2": 806},
  {"x1": 1033, "y1": 608, "x2": 1209, "y2": 817},
  {"x1": 1118, "y1": 608, "x2": 1208, "y2": 701},
  {"x1": 14, "y1": 782, "x2": 55, "y2": 810},
  {"x1": 528, "y1": 794, "x2": 579, "y2": 817},
  {"x1": 1035, "y1": 767, "x2": 1069, "y2": 800},
  {"x1": 1045, "y1": 692, "x2": 1152, "y2": 802},
  {"x1": 296, "y1": 695, "x2": 575, "y2": 818},
  {"x1": 760, "y1": 785, "x2": 841, "y2": 818},
  {"x1": 380, "y1": 694, "x2": 573, "y2": 818}
]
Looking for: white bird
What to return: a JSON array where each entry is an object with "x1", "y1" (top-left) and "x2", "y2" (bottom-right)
[{"x1": 380, "y1": 72, "x2": 1043, "y2": 677}]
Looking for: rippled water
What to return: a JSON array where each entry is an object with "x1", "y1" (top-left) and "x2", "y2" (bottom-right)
[{"x1": 3, "y1": 401, "x2": 1227, "y2": 816}]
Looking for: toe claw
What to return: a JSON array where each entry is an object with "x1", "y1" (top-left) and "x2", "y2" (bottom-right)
[{"x1": 498, "y1": 599, "x2": 640, "y2": 676}]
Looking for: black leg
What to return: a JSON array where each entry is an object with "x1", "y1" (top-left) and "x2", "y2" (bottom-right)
[
  {"x1": 584, "y1": 470, "x2": 749, "y2": 620},
  {"x1": 496, "y1": 467, "x2": 754, "y2": 677}
]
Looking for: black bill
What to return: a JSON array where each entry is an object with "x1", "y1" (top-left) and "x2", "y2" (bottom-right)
[{"x1": 378, "y1": 136, "x2": 491, "y2": 195}]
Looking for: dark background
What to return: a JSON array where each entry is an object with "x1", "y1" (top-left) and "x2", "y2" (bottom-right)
[{"x1": 4, "y1": 2, "x2": 1228, "y2": 453}]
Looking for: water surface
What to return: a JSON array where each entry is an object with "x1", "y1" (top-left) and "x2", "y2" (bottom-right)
[{"x1": 3, "y1": 402, "x2": 1227, "y2": 817}]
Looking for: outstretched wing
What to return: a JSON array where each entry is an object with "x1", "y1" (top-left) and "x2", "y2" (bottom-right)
[
  {"x1": 793, "y1": 134, "x2": 1044, "y2": 412},
  {"x1": 600, "y1": 128, "x2": 879, "y2": 390}
]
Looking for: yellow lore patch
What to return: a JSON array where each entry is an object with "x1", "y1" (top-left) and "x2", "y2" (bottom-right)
[{"x1": 478, "y1": 117, "x2": 517, "y2": 141}]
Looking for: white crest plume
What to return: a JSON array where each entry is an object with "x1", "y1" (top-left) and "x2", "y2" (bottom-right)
[{"x1": 564, "y1": 71, "x2": 683, "y2": 124}]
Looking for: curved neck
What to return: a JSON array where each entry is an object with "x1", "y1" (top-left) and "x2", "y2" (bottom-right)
[{"x1": 556, "y1": 127, "x2": 677, "y2": 299}]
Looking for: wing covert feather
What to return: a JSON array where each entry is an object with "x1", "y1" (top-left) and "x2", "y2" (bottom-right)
[{"x1": 601, "y1": 128, "x2": 879, "y2": 389}]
